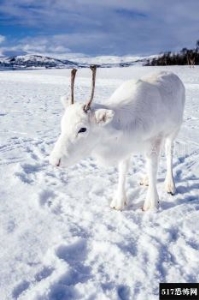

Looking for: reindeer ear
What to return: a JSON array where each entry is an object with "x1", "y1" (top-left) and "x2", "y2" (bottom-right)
[
  {"x1": 60, "y1": 95, "x2": 70, "y2": 109},
  {"x1": 94, "y1": 109, "x2": 114, "y2": 126}
]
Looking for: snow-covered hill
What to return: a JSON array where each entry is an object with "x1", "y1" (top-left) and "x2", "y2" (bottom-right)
[
  {"x1": 0, "y1": 66, "x2": 199, "y2": 300},
  {"x1": 0, "y1": 54, "x2": 151, "y2": 70},
  {"x1": 0, "y1": 54, "x2": 77, "y2": 70}
]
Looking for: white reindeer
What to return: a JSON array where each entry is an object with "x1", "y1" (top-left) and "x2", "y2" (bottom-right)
[{"x1": 49, "y1": 67, "x2": 185, "y2": 211}]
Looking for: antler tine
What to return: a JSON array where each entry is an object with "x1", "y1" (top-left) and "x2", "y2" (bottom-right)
[
  {"x1": 84, "y1": 65, "x2": 97, "y2": 111},
  {"x1": 71, "y1": 68, "x2": 77, "y2": 105}
]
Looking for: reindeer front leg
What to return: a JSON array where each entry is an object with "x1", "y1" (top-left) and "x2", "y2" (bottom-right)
[
  {"x1": 110, "y1": 157, "x2": 130, "y2": 210},
  {"x1": 142, "y1": 138, "x2": 162, "y2": 211}
]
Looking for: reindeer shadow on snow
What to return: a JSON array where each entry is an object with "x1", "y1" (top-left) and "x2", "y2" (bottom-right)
[
  {"x1": 159, "y1": 172, "x2": 199, "y2": 211},
  {"x1": 49, "y1": 66, "x2": 186, "y2": 212}
]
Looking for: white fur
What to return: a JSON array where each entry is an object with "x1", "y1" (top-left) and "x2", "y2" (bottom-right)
[{"x1": 49, "y1": 71, "x2": 185, "y2": 211}]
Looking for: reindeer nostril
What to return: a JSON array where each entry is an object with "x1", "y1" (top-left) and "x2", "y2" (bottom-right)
[{"x1": 56, "y1": 159, "x2": 61, "y2": 167}]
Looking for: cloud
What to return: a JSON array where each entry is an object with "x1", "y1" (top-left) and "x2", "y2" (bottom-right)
[
  {"x1": 0, "y1": 35, "x2": 6, "y2": 44},
  {"x1": 0, "y1": 0, "x2": 199, "y2": 57},
  {"x1": 0, "y1": 36, "x2": 70, "y2": 57}
]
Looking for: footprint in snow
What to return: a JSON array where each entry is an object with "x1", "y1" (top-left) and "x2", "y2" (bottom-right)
[
  {"x1": 37, "y1": 240, "x2": 91, "y2": 300},
  {"x1": 15, "y1": 162, "x2": 44, "y2": 184},
  {"x1": 54, "y1": 239, "x2": 91, "y2": 285},
  {"x1": 12, "y1": 280, "x2": 30, "y2": 299},
  {"x1": 12, "y1": 267, "x2": 54, "y2": 299},
  {"x1": 56, "y1": 239, "x2": 88, "y2": 265},
  {"x1": 39, "y1": 189, "x2": 57, "y2": 206},
  {"x1": 34, "y1": 266, "x2": 54, "y2": 282}
]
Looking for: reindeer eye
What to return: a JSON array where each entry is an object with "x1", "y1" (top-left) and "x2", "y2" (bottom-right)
[{"x1": 78, "y1": 127, "x2": 87, "y2": 133}]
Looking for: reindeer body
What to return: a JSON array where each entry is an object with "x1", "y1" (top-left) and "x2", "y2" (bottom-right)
[
  {"x1": 92, "y1": 72, "x2": 185, "y2": 166},
  {"x1": 50, "y1": 70, "x2": 185, "y2": 211}
]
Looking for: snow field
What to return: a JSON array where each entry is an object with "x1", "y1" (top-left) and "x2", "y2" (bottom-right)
[{"x1": 0, "y1": 66, "x2": 199, "y2": 300}]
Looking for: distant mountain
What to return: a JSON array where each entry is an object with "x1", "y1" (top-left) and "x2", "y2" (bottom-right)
[
  {"x1": 0, "y1": 54, "x2": 153, "y2": 70},
  {"x1": 0, "y1": 54, "x2": 78, "y2": 70}
]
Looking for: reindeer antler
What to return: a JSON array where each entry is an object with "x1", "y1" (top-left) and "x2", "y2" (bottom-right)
[
  {"x1": 71, "y1": 68, "x2": 77, "y2": 104},
  {"x1": 84, "y1": 65, "x2": 97, "y2": 111}
]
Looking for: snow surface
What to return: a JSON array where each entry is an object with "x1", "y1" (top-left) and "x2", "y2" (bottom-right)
[{"x1": 0, "y1": 66, "x2": 199, "y2": 300}]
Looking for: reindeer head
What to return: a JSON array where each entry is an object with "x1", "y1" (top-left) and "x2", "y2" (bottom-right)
[{"x1": 49, "y1": 66, "x2": 114, "y2": 168}]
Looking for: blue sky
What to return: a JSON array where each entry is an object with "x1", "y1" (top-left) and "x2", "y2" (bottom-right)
[{"x1": 0, "y1": 0, "x2": 199, "y2": 59}]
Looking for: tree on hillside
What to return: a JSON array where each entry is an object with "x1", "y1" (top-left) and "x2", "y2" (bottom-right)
[
  {"x1": 196, "y1": 40, "x2": 199, "y2": 52},
  {"x1": 145, "y1": 39, "x2": 199, "y2": 66}
]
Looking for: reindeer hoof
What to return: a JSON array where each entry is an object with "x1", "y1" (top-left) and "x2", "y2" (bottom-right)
[
  {"x1": 168, "y1": 191, "x2": 175, "y2": 196},
  {"x1": 165, "y1": 181, "x2": 176, "y2": 195},
  {"x1": 140, "y1": 175, "x2": 149, "y2": 187},
  {"x1": 142, "y1": 200, "x2": 159, "y2": 211},
  {"x1": 110, "y1": 202, "x2": 124, "y2": 211},
  {"x1": 110, "y1": 197, "x2": 126, "y2": 211}
]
